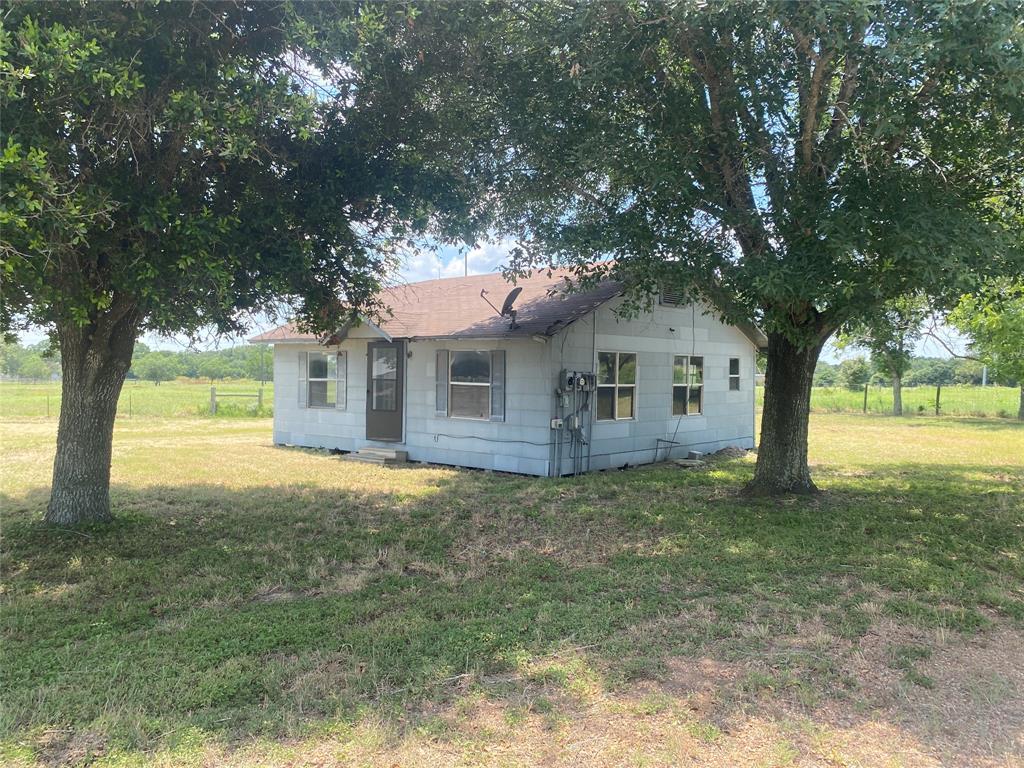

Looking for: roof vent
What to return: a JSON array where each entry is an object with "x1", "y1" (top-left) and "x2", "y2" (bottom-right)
[{"x1": 660, "y1": 286, "x2": 685, "y2": 306}]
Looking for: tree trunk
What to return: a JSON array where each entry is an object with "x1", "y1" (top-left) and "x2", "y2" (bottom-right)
[
  {"x1": 745, "y1": 331, "x2": 825, "y2": 496},
  {"x1": 46, "y1": 310, "x2": 138, "y2": 525},
  {"x1": 893, "y1": 374, "x2": 903, "y2": 416}
]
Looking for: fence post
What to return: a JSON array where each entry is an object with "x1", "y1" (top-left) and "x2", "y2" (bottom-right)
[
  {"x1": 863, "y1": 382, "x2": 869, "y2": 414},
  {"x1": 257, "y1": 387, "x2": 263, "y2": 409},
  {"x1": 210, "y1": 386, "x2": 217, "y2": 415},
  {"x1": 935, "y1": 384, "x2": 941, "y2": 416}
]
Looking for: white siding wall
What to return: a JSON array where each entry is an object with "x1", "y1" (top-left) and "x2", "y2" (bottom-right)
[
  {"x1": 272, "y1": 332, "x2": 554, "y2": 475},
  {"x1": 269, "y1": 299, "x2": 757, "y2": 477},
  {"x1": 550, "y1": 298, "x2": 757, "y2": 474}
]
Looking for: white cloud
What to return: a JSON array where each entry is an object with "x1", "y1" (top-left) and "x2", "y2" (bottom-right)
[{"x1": 399, "y1": 240, "x2": 516, "y2": 284}]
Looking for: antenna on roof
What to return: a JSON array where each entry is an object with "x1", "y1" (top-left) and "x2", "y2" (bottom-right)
[{"x1": 480, "y1": 286, "x2": 523, "y2": 330}]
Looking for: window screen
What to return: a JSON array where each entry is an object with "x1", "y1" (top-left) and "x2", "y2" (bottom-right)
[{"x1": 596, "y1": 352, "x2": 637, "y2": 420}]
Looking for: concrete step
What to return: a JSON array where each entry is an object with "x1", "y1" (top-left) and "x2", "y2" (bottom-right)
[
  {"x1": 355, "y1": 447, "x2": 408, "y2": 462},
  {"x1": 341, "y1": 454, "x2": 387, "y2": 465},
  {"x1": 340, "y1": 447, "x2": 408, "y2": 466}
]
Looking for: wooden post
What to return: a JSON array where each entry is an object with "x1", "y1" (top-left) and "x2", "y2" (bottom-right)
[
  {"x1": 863, "y1": 382, "x2": 869, "y2": 414},
  {"x1": 210, "y1": 386, "x2": 217, "y2": 415},
  {"x1": 257, "y1": 387, "x2": 264, "y2": 409},
  {"x1": 935, "y1": 384, "x2": 941, "y2": 416}
]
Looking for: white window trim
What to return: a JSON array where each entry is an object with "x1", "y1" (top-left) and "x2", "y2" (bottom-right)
[
  {"x1": 596, "y1": 351, "x2": 637, "y2": 421},
  {"x1": 728, "y1": 357, "x2": 741, "y2": 391},
  {"x1": 449, "y1": 350, "x2": 491, "y2": 421},
  {"x1": 672, "y1": 355, "x2": 704, "y2": 416},
  {"x1": 307, "y1": 351, "x2": 346, "y2": 410}
]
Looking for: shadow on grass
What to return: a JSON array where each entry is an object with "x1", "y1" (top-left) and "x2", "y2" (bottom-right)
[{"x1": 2, "y1": 456, "x2": 1022, "y2": 762}]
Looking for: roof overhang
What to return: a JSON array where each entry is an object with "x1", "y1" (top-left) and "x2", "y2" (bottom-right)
[{"x1": 248, "y1": 314, "x2": 391, "y2": 345}]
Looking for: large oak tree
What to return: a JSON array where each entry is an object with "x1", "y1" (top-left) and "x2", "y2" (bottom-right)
[
  {"x1": 0, "y1": 1, "x2": 472, "y2": 524},
  {"x1": 394, "y1": 0, "x2": 1024, "y2": 493}
]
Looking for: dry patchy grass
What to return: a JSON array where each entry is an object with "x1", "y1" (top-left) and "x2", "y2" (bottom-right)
[{"x1": 1, "y1": 413, "x2": 1022, "y2": 767}]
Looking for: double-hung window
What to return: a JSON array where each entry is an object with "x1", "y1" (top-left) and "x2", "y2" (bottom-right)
[
  {"x1": 450, "y1": 351, "x2": 491, "y2": 419},
  {"x1": 672, "y1": 355, "x2": 703, "y2": 415},
  {"x1": 436, "y1": 349, "x2": 506, "y2": 421},
  {"x1": 729, "y1": 358, "x2": 741, "y2": 391},
  {"x1": 302, "y1": 351, "x2": 347, "y2": 409},
  {"x1": 596, "y1": 352, "x2": 637, "y2": 420}
]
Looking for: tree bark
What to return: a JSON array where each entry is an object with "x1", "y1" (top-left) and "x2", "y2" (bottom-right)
[
  {"x1": 745, "y1": 331, "x2": 825, "y2": 496},
  {"x1": 893, "y1": 374, "x2": 903, "y2": 416},
  {"x1": 46, "y1": 309, "x2": 138, "y2": 525}
]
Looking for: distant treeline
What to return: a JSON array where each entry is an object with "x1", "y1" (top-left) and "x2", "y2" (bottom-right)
[
  {"x1": 1, "y1": 341, "x2": 272, "y2": 383},
  {"x1": 4, "y1": 341, "x2": 1010, "y2": 390},
  {"x1": 813, "y1": 356, "x2": 1015, "y2": 389}
]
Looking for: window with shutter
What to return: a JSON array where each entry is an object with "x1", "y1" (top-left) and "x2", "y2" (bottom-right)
[
  {"x1": 297, "y1": 351, "x2": 308, "y2": 408},
  {"x1": 303, "y1": 351, "x2": 345, "y2": 408},
  {"x1": 336, "y1": 351, "x2": 348, "y2": 409},
  {"x1": 435, "y1": 349, "x2": 449, "y2": 415},
  {"x1": 489, "y1": 349, "x2": 505, "y2": 422}
]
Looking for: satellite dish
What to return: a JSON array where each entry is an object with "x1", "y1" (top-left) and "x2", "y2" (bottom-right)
[{"x1": 500, "y1": 287, "x2": 523, "y2": 317}]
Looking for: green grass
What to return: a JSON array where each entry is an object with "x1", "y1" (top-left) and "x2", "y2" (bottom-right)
[
  {"x1": 755, "y1": 383, "x2": 1021, "y2": 418},
  {"x1": 1, "y1": 414, "x2": 1022, "y2": 766},
  {"x1": 0, "y1": 380, "x2": 273, "y2": 419}
]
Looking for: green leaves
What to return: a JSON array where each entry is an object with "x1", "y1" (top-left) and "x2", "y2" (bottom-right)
[
  {"x1": 392, "y1": 0, "x2": 1024, "y2": 345},
  {"x1": 949, "y1": 280, "x2": 1024, "y2": 385},
  {"x1": 0, "y1": 1, "x2": 475, "y2": 341}
]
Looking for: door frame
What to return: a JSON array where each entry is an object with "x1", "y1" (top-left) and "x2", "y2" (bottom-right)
[{"x1": 365, "y1": 340, "x2": 405, "y2": 442}]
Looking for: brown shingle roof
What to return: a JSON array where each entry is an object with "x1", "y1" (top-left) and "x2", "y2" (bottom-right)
[{"x1": 249, "y1": 269, "x2": 622, "y2": 343}]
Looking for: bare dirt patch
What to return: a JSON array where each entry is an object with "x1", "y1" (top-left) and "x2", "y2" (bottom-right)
[{"x1": 193, "y1": 623, "x2": 1023, "y2": 768}]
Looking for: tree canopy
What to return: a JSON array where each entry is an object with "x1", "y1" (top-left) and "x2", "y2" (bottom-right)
[
  {"x1": 836, "y1": 296, "x2": 929, "y2": 413},
  {"x1": 0, "y1": 1, "x2": 475, "y2": 523},
  {"x1": 392, "y1": 0, "x2": 1024, "y2": 492},
  {"x1": 949, "y1": 279, "x2": 1024, "y2": 418},
  {"x1": 1, "y1": 1, "x2": 472, "y2": 342}
]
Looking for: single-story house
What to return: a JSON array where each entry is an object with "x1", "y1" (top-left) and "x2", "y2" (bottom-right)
[{"x1": 250, "y1": 269, "x2": 766, "y2": 476}]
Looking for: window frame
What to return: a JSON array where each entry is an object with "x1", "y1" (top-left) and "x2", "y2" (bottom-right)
[
  {"x1": 596, "y1": 351, "x2": 638, "y2": 421},
  {"x1": 672, "y1": 355, "x2": 704, "y2": 416},
  {"x1": 448, "y1": 349, "x2": 492, "y2": 421},
  {"x1": 728, "y1": 357, "x2": 741, "y2": 391},
  {"x1": 307, "y1": 351, "x2": 346, "y2": 410}
]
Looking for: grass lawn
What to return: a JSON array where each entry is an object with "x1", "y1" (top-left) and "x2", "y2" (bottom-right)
[{"x1": 1, "y1": 414, "x2": 1022, "y2": 767}]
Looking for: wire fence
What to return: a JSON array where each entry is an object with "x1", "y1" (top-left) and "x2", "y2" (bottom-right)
[
  {"x1": 0, "y1": 380, "x2": 274, "y2": 419},
  {"x1": 756, "y1": 384, "x2": 1021, "y2": 419}
]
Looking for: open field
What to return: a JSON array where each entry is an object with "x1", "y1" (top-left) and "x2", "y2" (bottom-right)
[
  {"x1": 2, "y1": 414, "x2": 1023, "y2": 767},
  {"x1": 5, "y1": 380, "x2": 1018, "y2": 421},
  {"x1": 0, "y1": 380, "x2": 273, "y2": 420},
  {"x1": 756, "y1": 384, "x2": 1021, "y2": 419}
]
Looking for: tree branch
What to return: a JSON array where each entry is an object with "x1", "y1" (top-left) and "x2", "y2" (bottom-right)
[
  {"x1": 922, "y1": 321, "x2": 980, "y2": 361},
  {"x1": 821, "y1": 22, "x2": 865, "y2": 174},
  {"x1": 680, "y1": 31, "x2": 769, "y2": 258},
  {"x1": 792, "y1": 29, "x2": 835, "y2": 174}
]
